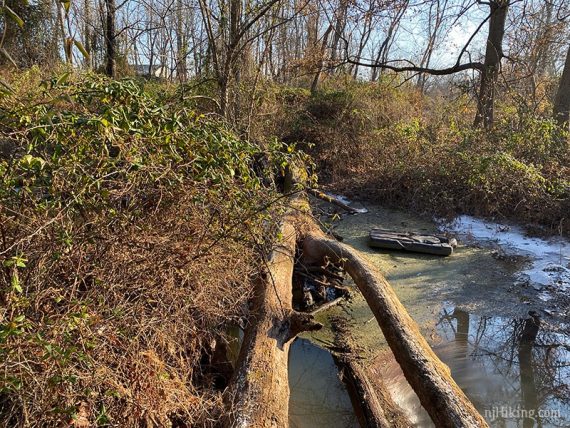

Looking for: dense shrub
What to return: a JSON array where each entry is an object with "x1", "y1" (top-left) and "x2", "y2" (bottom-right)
[
  {"x1": 273, "y1": 78, "x2": 570, "y2": 233},
  {"x1": 0, "y1": 69, "x2": 294, "y2": 426}
]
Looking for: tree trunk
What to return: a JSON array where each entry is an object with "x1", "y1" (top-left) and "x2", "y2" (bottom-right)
[
  {"x1": 371, "y1": 4, "x2": 405, "y2": 82},
  {"x1": 311, "y1": 25, "x2": 333, "y2": 94},
  {"x1": 553, "y1": 43, "x2": 570, "y2": 130},
  {"x1": 225, "y1": 199, "x2": 322, "y2": 426},
  {"x1": 175, "y1": 0, "x2": 187, "y2": 82},
  {"x1": 57, "y1": 4, "x2": 72, "y2": 65},
  {"x1": 417, "y1": 0, "x2": 446, "y2": 93},
  {"x1": 219, "y1": 75, "x2": 230, "y2": 117},
  {"x1": 84, "y1": 0, "x2": 92, "y2": 68},
  {"x1": 474, "y1": 1, "x2": 508, "y2": 129},
  {"x1": 226, "y1": 182, "x2": 486, "y2": 427},
  {"x1": 352, "y1": 7, "x2": 373, "y2": 79},
  {"x1": 105, "y1": 0, "x2": 116, "y2": 77},
  {"x1": 302, "y1": 227, "x2": 488, "y2": 428},
  {"x1": 329, "y1": 0, "x2": 348, "y2": 67}
]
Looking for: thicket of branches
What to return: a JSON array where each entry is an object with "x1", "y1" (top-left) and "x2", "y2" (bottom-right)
[
  {"x1": 2, "y1": 0, "x2": 569, "y2": 130},
  {"x1": 0, "y1": 71, "x2": 301, "y2": 426}
]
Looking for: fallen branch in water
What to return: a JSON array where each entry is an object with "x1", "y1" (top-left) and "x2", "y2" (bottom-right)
[
  {"x1": 310, "y1": 296, "x2": 345, "y2": 316},
  {"x1": 307, "y1": 188, "x2": 360, "y2": 214},
  {"x1": 301, "y1": 216, "x2": 488, "y2": 428}
]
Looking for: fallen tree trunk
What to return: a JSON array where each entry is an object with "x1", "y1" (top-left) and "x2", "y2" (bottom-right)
[
  {"x1": 307, "y1": 188, "x2": 360, "y2": 214},
  {"x1": 225, "y1": 179, "x2": 486, "y2": 427},
  {"x1": 225, "y1": 203, "x2": 322, "y2": 427},
  {"x1": 331, "y1": 317, "x2": 409, "y2": 428},
  {"x1": 302, "y1": 223, "x2": 488, "y2": 428}
]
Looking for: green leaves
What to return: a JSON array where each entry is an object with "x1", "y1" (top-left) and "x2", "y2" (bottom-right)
[
  {"x1": 3, "y1": 255, "x2": 27, "y2": 294},
  {"x1": 73, "y1": 40, "x2": 90, "y2": 60},
  {"x1": 0, "y1": 314, "x2": 26, "y2": 341},
  {"x1": 19, "y1": 154, "x2": 46, "y2": 171},
  {"x1": 0, "y1": 70, "x2": 295, "y2": 428},
  {"x1": 0, "y1": 71, "x2": 297, "y2": 232},
  {"x1": 3, "y1": 255, "x2": 28, "y2": 268},
  {"x1": 10, "y1": 271, "x2": 22, "y2": 293},
  {"x1": 3, "y1": 5, "x2": 24, "y2": 28}
]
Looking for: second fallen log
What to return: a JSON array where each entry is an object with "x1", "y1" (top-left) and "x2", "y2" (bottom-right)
[{"x1": 302, "y1": 225, "x2": 488, "y2": 428}]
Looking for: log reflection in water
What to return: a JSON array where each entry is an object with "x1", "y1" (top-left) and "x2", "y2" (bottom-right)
[{"x1": 435, "y1": 305, "x2": 570, "y2": 427}]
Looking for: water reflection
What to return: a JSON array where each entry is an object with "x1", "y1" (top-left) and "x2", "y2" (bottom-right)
[
  {"x1": 436, "y1": 306, "x2": 570, "y2": 427},
  {"x1": 288, "y1": 338, "x2": 359, "y2": 428}
]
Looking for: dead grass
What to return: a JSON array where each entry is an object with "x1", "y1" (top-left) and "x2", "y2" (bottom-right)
[
  {"x1": 0, "y1": 187, "x2": 273, "y2": 427},
  {"x1": 0, "y1": 70, "x2": 287, "y2": 427}
]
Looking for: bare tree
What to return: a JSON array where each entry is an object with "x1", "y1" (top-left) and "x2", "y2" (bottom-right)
[
  {"x1": 553, "y1": 42, "x2": 570, "y2": 129},
  {"x1": 473, "y1": 0, "x2": 509, "y2": 129},
  {"x1": 417, "y1": 0, "x2": 450, "y2": 92},
  {"x1": 371, "y1": 1, "x2": 408, "y2": 82}
]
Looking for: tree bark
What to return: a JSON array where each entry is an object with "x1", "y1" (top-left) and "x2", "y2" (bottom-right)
[
  {"x1": 311, "y1": 25, "x2": 333, "y2": 94},
  {"x1": 371, "y1": 3, "x2": 407, "y2": 82},
  {"x1": 331, "y1": 317, "x2": 409, "y2": 428},
  {"x1": 474, "y1": 1, "x2": 508, "y2": 129},
  {"x1": 84, "y1": 0, "x2": 92, "y2": 68},
  {"x1": 302, "y1": 225, "x2": 488, "y2": 428},
  {"x1": 417, "y1": 0, "x2": 447, "y2": 93},
  {"x1": 553, "y1": 43, "x2": 570, "y2": 130},
  {"x1": 175, "y1": 0, "x2": 187, "y2": 82},
  {"x1": 105, "y1": 0, "x2": 116, "y2": 77},
  {"x1": 329, "y1": 0, "x2": 348, "y2": 67},
  {"x1": 225, "y1": 200, "x2": 322, "y2": 427}
]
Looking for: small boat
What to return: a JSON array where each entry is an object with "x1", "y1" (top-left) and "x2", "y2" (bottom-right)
[{"x1": 368, "y1": 228, "x2": 456, "y2": 256}]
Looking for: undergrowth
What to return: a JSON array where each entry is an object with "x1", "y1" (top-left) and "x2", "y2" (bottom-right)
[
  {"x1": 0, "y1": 69, "x2": 296, "y2": 426},
  {"x1": 265, "y1": 78, "x2": 570, "y2": 234},
  {"x1": 1, "y1": 66, "x2": 569, "y2": 426}
]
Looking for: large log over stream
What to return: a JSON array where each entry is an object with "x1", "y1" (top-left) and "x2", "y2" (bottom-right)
[
  {"x1": 225, "y1": 204, "x2": 322, "y2": 427},
  {"x1": 226, "y1": 189, "x2": 488, "y2": 427},
  {"x1": 302, "y1": 221, "x2": 488, "y2": 428}
]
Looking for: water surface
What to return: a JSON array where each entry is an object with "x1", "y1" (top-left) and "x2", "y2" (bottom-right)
[
  {"x1": 288, "y1": 338, "x2": 358, "y2": 428},
  {"x1": 299, "y1": 202, "x2": 570, "y2": 427}
]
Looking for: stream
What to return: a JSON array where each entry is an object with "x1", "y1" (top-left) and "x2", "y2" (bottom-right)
[{"x1": 288, "y1": 201, "x2": 570, "y2": 427}]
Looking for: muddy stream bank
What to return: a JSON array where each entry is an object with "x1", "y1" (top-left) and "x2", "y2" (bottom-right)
[{"x1": 288, "y1": 200, "x2": 570, "y2": 427}]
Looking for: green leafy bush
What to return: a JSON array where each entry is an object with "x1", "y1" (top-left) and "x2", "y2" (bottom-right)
[{"x1": 273, "y1": 77, "x2": 569, "y2": 232}]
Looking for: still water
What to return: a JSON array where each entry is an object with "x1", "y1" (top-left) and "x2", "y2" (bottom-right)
[
  {"x1": 383, "y1": 305, "x2": 570, "y2": 427},
  {"x1": 289, "y1": 338, "x2": 358, "y2": 428},
  {"x1": 288, "y1": 203, "x2": 570, "y2": 427}
]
